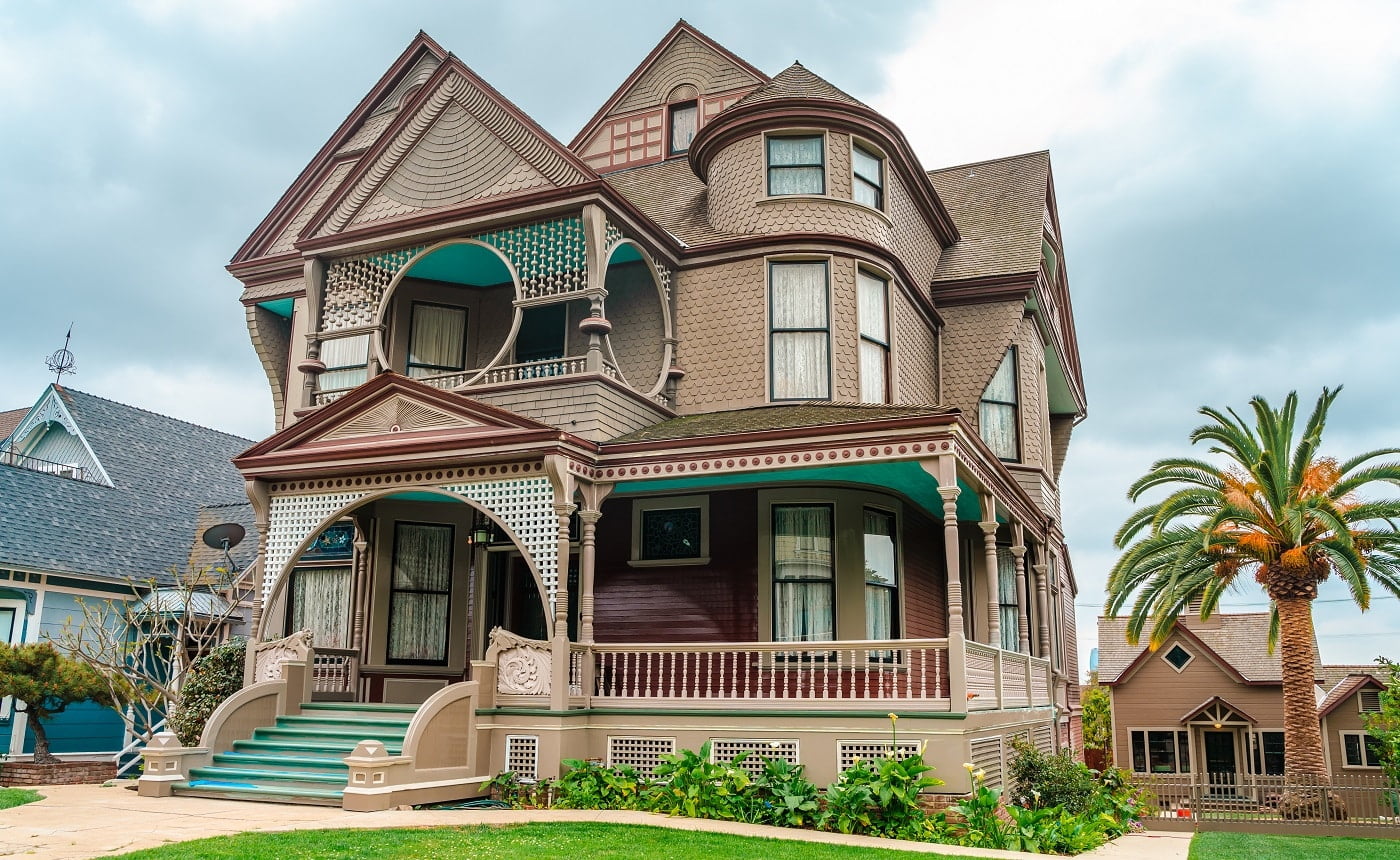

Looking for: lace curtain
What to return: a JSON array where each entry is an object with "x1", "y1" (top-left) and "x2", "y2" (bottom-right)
[
  {"x1": 863, "y1": 509, "x2": 896, "y2": 641},
  {"x1": 858, "y1": 271, "x2": 888, "y2": 403},
  {"x1": 319, "y1": 334, "x2": 369, "y2": 390},
  {"x1": 768, "y1": 136, "x2": 824, "y2": 195},
  {"x1": 771, "y1": 262, "x2": 829, "y2": 399},
  {"x1": 389, "y1": 523, "x2": 453, "y2": 663},
  {"x1": 980, "y1": 349, "x2": 1019, "y2": 460},
  {"x1": 773, "y1": 505, "x2": 834, "y2": 642},
  {"x1": 998, "y1": 548, "x2": 1020, "y2": 652},
  {"x1": 408, "y1": 304, "x2": 466, "y2": 377},
  {"x1": 290, "y1": 567, "x2": 351, "y2": 649}
]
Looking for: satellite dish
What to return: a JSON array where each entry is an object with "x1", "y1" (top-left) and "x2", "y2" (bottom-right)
[{"x1": 202, "y1": 522, "x2": 246, "y2": 551}]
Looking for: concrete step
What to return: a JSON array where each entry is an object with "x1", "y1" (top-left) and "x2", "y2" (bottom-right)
[
  {"x1": 173, "y1": 780, "x2": 343, "y2": 806},
  {"x1": 188, "y1": 765, "x2": 348, "y2": 789},
  {"x1": 212, "y1": 751, "x2": 349, "y2": 773}
]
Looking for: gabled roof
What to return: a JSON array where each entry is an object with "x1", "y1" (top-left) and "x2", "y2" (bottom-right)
[
  {"x1": 0, "y1": 387, "x2": 254, "y2": 582},
  {"x1": 1180, "y1": 695, "x2": 1259, "y2": 725},
  {"x1": 1318, "y1": 673, "x2": 1385, "y2": 718},
  {"x1": 1097, "y1": 613, "x2": 1320, "y2": 685},
  {"x1": 729, "y1": 62, "x2": 865, "y2": 110},
  {"x1": 927, "y1": 151, "x2": 1051, "y2": 283},
  {"x1": 0, "y1": 408, "x2": 25, "y2": 444}
]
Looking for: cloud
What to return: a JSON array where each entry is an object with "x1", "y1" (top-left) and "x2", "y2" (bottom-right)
[{"x1": 79, "y1": 362, "x2": 274, "y2": 442}]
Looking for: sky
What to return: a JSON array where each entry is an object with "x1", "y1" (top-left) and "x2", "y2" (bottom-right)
[{"x1": 2, "y1": 0, "x2": 1399, "y2": 672}]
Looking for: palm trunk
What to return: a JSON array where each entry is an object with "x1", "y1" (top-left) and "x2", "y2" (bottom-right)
[{"x1": 1277, "y1": 596, "x2": 1327, "y2": 782}]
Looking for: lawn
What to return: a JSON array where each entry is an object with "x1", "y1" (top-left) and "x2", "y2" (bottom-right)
[
  {"x1": 113, "y1": 822, "x2": 989, "y2": 859},
  {"x1": 0, "y1": 788, "x2": 41, "y2": 810},
  {"x1": 1189, "y1": 831, "x2": 1400, "y2": 859}
]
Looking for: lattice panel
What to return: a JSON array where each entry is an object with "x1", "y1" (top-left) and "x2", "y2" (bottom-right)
[
  {"x1": 1032, "y1": 724, "x2": 1054, "y2": 754},
  {"x1": 711, "y1": 739, "x2": 799, "y2": 777},
  {"x1": 607, "y1": 736, "x2": 675, "y2": 777},
  {"x1": 444, "y1": 476, "x2": 559, "y2": 605},
  {"x1": 322, "y1": 246, "x2": 425, "y2": 332},
  {"x1": 969, "y1": 736, "x2": 1005, "y2": 789},
  {"x1": 505, "y1": 734, "x2": 540, "y2": 782},
  {"x1": 837, "y1": 740, "x2": 922, "y2": 773},
  {"x1": 478, "y1": 217, "x2": 586, "y2": 300},
  {"x1": 264, "y1": 492, "x2": 369, "y2": 599}
]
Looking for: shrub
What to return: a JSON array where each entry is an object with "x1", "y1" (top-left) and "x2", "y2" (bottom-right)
[
  {"x1": 555, "y1": 758, "x2": 645, "y2": 810},
  {"x1": 748, "y1": 756, "x2": 821, "y2": 827},
  {"x1": 642, "y1": 742, "x2": 752, "y2": 821},
  {"x1": 1006, "y1": 737, "x2": 1100, "y2": 815},
  {"x1": 167, "y1": 638, "x2": 246, "y2": 746}
]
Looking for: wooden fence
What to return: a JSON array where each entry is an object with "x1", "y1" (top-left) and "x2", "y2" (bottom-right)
[{"x1": 1133, "y1": 772, "x2": 1400, "y2": 838}]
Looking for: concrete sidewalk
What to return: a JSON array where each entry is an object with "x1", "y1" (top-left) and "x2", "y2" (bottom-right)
[{"x1": 0, "y1": 784, "x2": 1192, "y2": 859}]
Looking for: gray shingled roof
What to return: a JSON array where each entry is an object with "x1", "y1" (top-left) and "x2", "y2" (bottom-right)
[
  {"x1": 609, "y1": 403, "x2": 954, "y2": 444},
  {"x1": 1097, "y1": 613, "x2": 1320, "y2": 684},
  {"x1": 730, "y1": 62, "x2": 866, "y2": 110},
  {"x1": 604, "y1": 159, "x2": 739, "y2": 248},
  {"x1": 0, "y1": 387, "x2": 256, "y2": 583},
  {"x1": 927, "y1": 151, "x2": 1050, "y2": 283}
]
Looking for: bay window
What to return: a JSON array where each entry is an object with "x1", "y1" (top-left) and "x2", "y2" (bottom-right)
[
  {"x1": 388, "y1": 522, "x2": 453, "y2": 664},
  {"x1": 772, "y1": 505, "x2": 834, "y2": 643},
  {"x1": 770, "y1": 261, "x2": 830, "y2": 400},
  {"x1": 407, "y1": 302, "x2": 467, "y2": 379},
  {"x1": 980, "y1": 348, "x2": 1020, "y2": 461},
  {"x1": 853, "y1": 143, "x2": 884, "y2": 209},
  {"x1": 857, "y1": 270, "x2": 890, "y2": 403},
  {"x1": 767, "y1": 135, "x2": 824, "y2": 196}
]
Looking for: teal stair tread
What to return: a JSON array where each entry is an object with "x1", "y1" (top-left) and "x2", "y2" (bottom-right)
[
  {"x1": 233, "y1": 739, "x2": 404, "y2": 755},
  {"x1": 254, "y1": 727, "x2": 408, "y2": 742},
  {"x1": 276, "y1": 715, "x2": 412, "y2": 729},
  {"x1": 213, "y1": 752, "x2": 349, "y2": 771},
  {"x1": 300, "y1": 702, "x2": 420, "y2": 714},
  {"x1": 189, "y1": 766, "x2": 348, "y2": 786}
]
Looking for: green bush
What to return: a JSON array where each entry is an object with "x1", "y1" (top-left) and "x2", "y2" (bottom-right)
[
  {"x1": 555, "y1": 759, "x2": 645, "y2": 810},
  {"x1": 167, "y1": 638, "x2": 246, "y2": 746},
  {"x1": 748, "y1": 756, "x2": 821, "y2": 828},
  {"x1": 1006, "y1": 737, "x2": 1100, "y2": 815},
  {"x1": 642, "y1": 743, "x2": 752, "y2": 820}
]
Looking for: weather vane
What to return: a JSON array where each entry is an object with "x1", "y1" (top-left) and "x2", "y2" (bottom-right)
[{"x1": 45, "y1": 324, "x2": 77, "y2": 385}]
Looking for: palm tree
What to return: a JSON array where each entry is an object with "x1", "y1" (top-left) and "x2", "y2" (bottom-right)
[{"x1": 1106, "y1": 388, "x2": 1400, "y2": 782}]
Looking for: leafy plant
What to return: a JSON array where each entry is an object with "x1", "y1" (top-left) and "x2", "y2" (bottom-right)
[
  {"x1": 1006, "y1": 737, "x2": 1100, "y2": 814},
  {"x1": 819, "y1": 760, "x2": 876, "y2": 834},
  {"x1": 167, "y1": 638, "x2": 246, "y2": 746},
  {"x1": 1081, "y1": 675, "x2": 1113, "y2": 761},
  {"x1": 644, "y1": 742, "x2": 751, "y2": 821},
  {"x1": 817, "y1": 716, "x2": 942, "y2": 839},
  {"x1": 555, "y1": 758, "x2": 645, "y2": 810},
  {"x1": 941, "y1": 765, "x2": 1008, "y2": 849},
  {"x1": 1363, "y1": 655, "x2": 1400, "y2": 789},
  {"x1": 0, "y1": 642, "x2": 114, "y2": 763},
  {"x1": 748, "y1": 756, "x2": 821, "y2": 827}
]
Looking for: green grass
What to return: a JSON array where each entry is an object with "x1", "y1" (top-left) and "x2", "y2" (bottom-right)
[
  {"x1": 113, "y1": 822, "x2": 988, "y2": 859},
  {"x1": 0, "y1": 788, "x2": 42, "y2": 810},
  {"x1": 1189, "y1": 831, "x2": 1400, "y2": 860}
]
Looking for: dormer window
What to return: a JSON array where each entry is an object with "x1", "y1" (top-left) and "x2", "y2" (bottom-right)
[
  {"x1": 669, "y1": 101, "x2": 698, "y2": 154},
  {"x1": 979, "y1": 348, "x2": 1020, "y2": 461},
  {"x1": 767, "y1": 135, "x2": 824, "y2": 196},
  {"x1": 853, "y1": 143, "x2": 884, "y2": 209}
]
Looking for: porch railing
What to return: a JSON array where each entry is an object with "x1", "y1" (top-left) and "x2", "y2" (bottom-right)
[
  {"x1": 963, "y1": 642, "x2": 1051, "y2": 710},
  {"x1": 1135, "y1": 772, "x2": 1400, "y2": 835},
  {"x1": 311, "y1": 648, "x2": 359, "y2": 700},
  {"x1": 416, "y1": 356, "x2": 592, "y2": 390},
  {"x1": 0, "y1": 448, "x2": 100, "y2": 483}
]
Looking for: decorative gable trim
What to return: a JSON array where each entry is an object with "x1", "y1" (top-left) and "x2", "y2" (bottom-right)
[
  {"x1": 1105, "y1": 627, "x2": 1257, "y2": 688},
  {"x1": 5, "y1": 387, "x2": 113, "y2": 487},
  {"x1": 315, "y1": 392, "x2": 485, "y2": 441}
]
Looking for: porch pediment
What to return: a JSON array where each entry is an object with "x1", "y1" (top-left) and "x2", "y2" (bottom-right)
[{"x1": 1180, "y1": 695, "x2": 1257, "y2": 726}]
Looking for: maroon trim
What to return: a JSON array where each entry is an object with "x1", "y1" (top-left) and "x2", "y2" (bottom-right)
[
  {"x1": 1317, "y1": 675, "x2": 1384, "y2": 718},
  {"x1": 235, "y1": 431, "x2": 579, "y2": 478},
  {"x1": 568, "y1": 20, "x2": 769, "y2": 150},
  {"x1": 688, "y1": 101, "x2": 959, "y2": 246},
  {"x1": 600, "y1": 412, "x2": 957, "y2": 455},
  {"x1": 929, "y1": 272, "x2": 1037, "y2": 306}
]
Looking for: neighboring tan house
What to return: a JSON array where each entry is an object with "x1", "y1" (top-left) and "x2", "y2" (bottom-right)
[
  {"x1": 144, "y1": 21, "x2": 1088, "y2": 810},
  {"x1": 0, "y1": 385, "x2": 255, "y2": 765},
  {"x1": 1097, "y1": 613, "x2": 1388, "y2": 787}
]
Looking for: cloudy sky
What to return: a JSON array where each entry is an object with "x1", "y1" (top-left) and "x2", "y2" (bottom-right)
[{"x1": 3, "y1": 1, "x2": 1398, "y2": 671}]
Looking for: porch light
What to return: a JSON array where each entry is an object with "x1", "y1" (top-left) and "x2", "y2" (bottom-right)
[
  {"x1": 1213, "y1": 722, "x2": 1222, "y2": 729},
  {"x1": 470, "y1": 513, "x2": 493, "y2": 546}
]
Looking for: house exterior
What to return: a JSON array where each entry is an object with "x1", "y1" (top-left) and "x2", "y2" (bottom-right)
[
  {"x1": 1097, "y1": 613, "x2": 1389, "y2": 788},
  {"x1": 152, "y1": 21, "x2": 1088, "y2": 809},
  {"x1": 0, "y1": 385, "x2": 256, "y2": 765}
]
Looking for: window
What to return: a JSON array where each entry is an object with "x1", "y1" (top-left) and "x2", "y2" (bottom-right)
[
  {"x1": 767, "y1": 135, "x2": 824, "y2": 196},
  {"x1": 980, "y1": 348, "x2": 1019, "y2": 461},
  {"x1": 1342, "y1": 732, "x2": 1383, "y2": 768},
  {"x1": 631, "y1": 495, "x2": 710, "y2": 566},
  {"x1": 772, "y1": 505, "x2": 834, "y2": 643},
  {"x1": 1130, "y1": 730, "x2": 1191, "y2": 774},
  {"x1": 857, "y1": 270, "x2": 889, "y2": 404},
  {"x1": 407, "y1": 302, "x2": 467, "y2": 379},
  {"x1": 388, "y1": 522, "x2": 453, "y2": 664},
  {"x1": 515, "y1": 303, "x2": 568, "y2": 377},
  {"x1": 1250, "y1": 731, "x2": 1285, "y2": 776},
  {"x1": 319, "y1": 333, "x2": 370, "y2": 391},
  {"x1": 997, "y1": 547, "x2": 1019, "y2": 652},
  {"x1": 1163, "y1": 644, "x2": 1194, "y2": 671},
  {"x1": 288, "y1": 566, "x2": 351, "y2": 649},
  {"x1": 853, "y1": 143, "x2": 883, "y2": 209},
  {"x1": 1360, "y1": 689, "x2": 1382, "y2": 712},
  {"x1": 769, "y1": 261, "x2": 830, "y2": 400},
  {"x1": 669, "y1": 101, "x2": 698, "y2": 154},
  {"x1": 863, "y1": 509, "x2": 897, "y2": 642}
]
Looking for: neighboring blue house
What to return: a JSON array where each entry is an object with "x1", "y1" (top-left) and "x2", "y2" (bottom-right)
[{"x1": 0, "y1": 384, "x2": 255, "y2": 763}]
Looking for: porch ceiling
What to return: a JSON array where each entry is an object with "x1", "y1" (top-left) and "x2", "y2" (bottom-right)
[{"x1": 612, "y1": 460, "x2": 995, "y2": 522}]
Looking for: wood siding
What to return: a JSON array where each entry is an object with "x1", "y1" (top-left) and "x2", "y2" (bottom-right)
[{"x1": 902, "y1": 506, "x2": 947, "y2": 638}]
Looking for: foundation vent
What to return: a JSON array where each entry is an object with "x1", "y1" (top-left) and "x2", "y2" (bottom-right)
[
  {"x1": 607, "y1": 736, "x2": 676, "y2": 776},
  {"x1": 969, "y1": 736, "x2": 1005, "y2": 789},
  {"x1": 505, "y1": 735, "x2": 540, "y2": 782},
  {"x1": 837, "y1": 740, "x2": 922, "y2": 773},
  {"x1": 710, "y1": 739, "x2": 800, "y2": 776},
  {"x1": 1032, "y1": 724, "x2": 1054, "y2": 753}
]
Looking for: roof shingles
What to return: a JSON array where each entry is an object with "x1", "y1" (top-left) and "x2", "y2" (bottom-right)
[
  {"x1": 927, "y1": 151, "x2": 1050, "y2": 283},
  {"x1": 608, "y1": 403, "x2": 954, "y2": 444}
]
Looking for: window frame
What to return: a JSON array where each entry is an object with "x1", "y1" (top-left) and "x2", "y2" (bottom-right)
[
  {"x1": 766, "y1": 133, "x2": 826, "y2": 197},
  {"x1": 1249, "y1": 729, "x2": 1285, "y2": 776},
  {"x1": 318, "y1": 332, "x2": 371, "y2": 392},
  {"x1": 1162, "y1": 643, "x2": 1195, "y2": 673},
  {"x1": 862, "y1": 506, "x2": 899, "y2": 643},
  {"x1": 386, "y1": 521, "x2": 455, "y2": 666},
  {"x1": 286, "y1": 564, "x2": 353, "y2": 649},
  {"x1": 0, "y1": 598, "x2": 23, "y2": 719},
  {"x1": 668, "y1": 100, "x2": 699, "y2": 156},
  {"x1": 979, "y1": 347, "x2": 1021, "y2": 462},
  {"x1": 1129, "y1": 728, "x2": 1193, "y2": 775},
  {"x1": 1341, "y1": 730, "x2": 1383, "y2": 768},
  {"x1": 406, "y1": 301, "x2": 469, "y2": 378},
  {"x1": 629, "y1": 495, "x2": 711, "y2": 567},
  {"x1": 852, "y1": 140, "x2": 885, "y2": 210},
  {"x1": 996, "y1": 545, "x2": 1020, "y2": 653},
  {"x1": 768, "y1": 258, "x2": 832, "y2": 402},
  {"x1": 771, "y1": 502, "x2": 837, "y2": 645},
  {"x1": 857, "y1": 268, "x2": 891, "y2": 404}
]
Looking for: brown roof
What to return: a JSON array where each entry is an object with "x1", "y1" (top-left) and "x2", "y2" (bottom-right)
[
  {"x1": 1318, "y1": 673, "x2": 1384, "y2": 717},
  {"x1": 1317, "y1": 663, "x2": 1381, "y2": 690},
  {"x1": 0, "y1": 408, "x2": 26, "y2": 444},
  {"x1": 604, "y1": 159, "x2": 739, "y2": 247},
  {"x1": 1097, "y1": 613, "x2": 1320, "y2": 684},
  {"x1": 608, "y1": 403, "x2": 954, "y2": 444},
  {"x1": 729, "y1": 62, "x2": 866, "y2": 110},
  {"x1": 927, "y1": 151, "x2": 1050, "y2": 282}
]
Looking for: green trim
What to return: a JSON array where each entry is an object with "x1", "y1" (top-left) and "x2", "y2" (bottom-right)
[
  {"x1": 44, "y1": 575, "x2": 138, "y2": 596},
  {"x1": 256, "y1": 298, "x2": 294, "y2": 318},
  {"x1": 477, "y1": 707, "x2": 968, "y2": 720}
]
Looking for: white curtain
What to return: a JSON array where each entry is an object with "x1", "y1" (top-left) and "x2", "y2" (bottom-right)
[
  {"x1": 858, "y1": 272, "x2": 889, "y2": 403},
  {"x1": 771, "y1": 262, "x2": 829, "y2": 399},
  {"x1": 980, "y1": 349, "x2": 1019, "y2": 459},
  {"x1": 768, "y1": 137, "x2": 824, "y2": 195},
  {"x1": 318, "y1": 334, "x2": 369, "y2": 391},
  {"x1": 863, "y1": 510, "x2": 896, "y2": 641},
  {"x1": 669, "y1": 103, "x2": 698, "y2": 153},
  {"x1": 290, "y1": 567, "x2": 351, "y2": 649},
  {"x1": 998, "y1": 548, "x2": 1019, "y2": 652},
  {"x1": 408, "y1": 304, "x2": 466, "y2": 377},
  {"x1": 853, "y1": 146, "x2": 883, "y2": 208},
  {"x1": 389, "y1": 523, "x2": 453, "y2": 663},
  {"x1": 773, "y1": 506, "x2": 834, "y2": 642}
]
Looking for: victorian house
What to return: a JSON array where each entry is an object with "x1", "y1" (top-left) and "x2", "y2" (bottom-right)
[{"x1": 141, "y1": 22, "x2": 1087, "y2": 809}]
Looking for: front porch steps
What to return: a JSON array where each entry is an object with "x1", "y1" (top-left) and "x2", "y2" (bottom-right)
[{"x1": 172, "y1": 703, "x2": 417, "y2": 806}]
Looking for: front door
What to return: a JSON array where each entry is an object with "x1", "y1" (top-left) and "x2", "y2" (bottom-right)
[{"x1": 1203, "y1": 730, "x2": 1238, "y2": 795}]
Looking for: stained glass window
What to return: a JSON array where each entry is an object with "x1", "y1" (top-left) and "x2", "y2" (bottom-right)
[{"x1": 640, "y1": 507, "x2": 702, "y2": 560}]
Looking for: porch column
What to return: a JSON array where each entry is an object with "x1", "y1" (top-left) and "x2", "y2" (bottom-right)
[
  {"x1": 1033, "y1": 561, "x2": 1051, "y2": 656},
  {"x1": 1011, "y1": 531, "x2": 1031, "y2": 654},
  {"x1": 578, "y1": 510, "x2": 602, "y2": 644},
  {"x1": 937, "y1": 486, "x2": 964, "y2": 638},
  {"x1": 245, "y1": 480, "x2": 270, "y2": 639},
  {"x1": 551, "y1": 501, "x2": 576, "y2": 639},
  {"x1": 350, "y1": 524, "x2": 369, "y2": 652},
  {"x1": 979, "y1": 520, "x2": 1001, "y2": 648}
]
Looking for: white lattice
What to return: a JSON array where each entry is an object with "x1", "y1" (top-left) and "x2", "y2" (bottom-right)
[
  {"x1": 969, "y1": 736, "x2": 1005, "y2": 789},
  {"x1": 322, "y1": 246, "x2": 425, "y2": 332},
  {"x1": 607, "y1": 736, "x2": 675, "y2": 777},
  {"x1": 711, "y1": 739, "x2": 799, "y2": 777},
  {"x1": 837, "y1": 740, "x2": 922, "y2": 773},
  {"x1": 478, "y1": 217, "x2": 586, "y2": 300},
  {"x1": 265, "y1": 491, "x2": 369, "y2": 598},
  {"x1": 445, "y1": 476, "x2": 559, "y2": 605},
  {"x1": 505, "y1": 734, "x2": 540, "y2": 781}
]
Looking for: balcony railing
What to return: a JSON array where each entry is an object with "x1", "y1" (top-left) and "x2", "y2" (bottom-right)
[
  {"x1": 0, "y1": 449, "x2": 101, "y2": 484},
  {"x1": 964, "y1": 641, "x2": 1051, "y2": 711}
]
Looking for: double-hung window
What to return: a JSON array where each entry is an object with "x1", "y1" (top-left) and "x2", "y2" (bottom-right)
[
  {"x1": 1342, "y1": 732, "x2": 1383, "y2": 768},
  {"x1": 288, "y1": 566, "x2": 352, "y2": 649},
  {"x1": 997, "y1": 547, "x2": 1020, "y2": 652},
  {"x1": 980, "y1": 348, "x2": 1020, "y2": 461},
  {"x1": 1130, "y1": 730, "x2": 1191, "y2": 774},
  {"x1": 388, "y1": 522, "x2": 453, "y2": 664},
  {"x1": 853, "y1": 143, "x2": 884, "y2": 209},
  {"x1": 772, "y1": 505, "x2": 834, "y2": 643},
  {"x1": 407, "y1": 302, "x2": 467, "y2": 379},
  {"x1": 669, "y1": 101, "x2": 698, "y2": 154},
  {"x1": 319, "y1": 333, "x2": 370, "y2": 392},
  {"x1": 857, "y1": 270, "x2": 890, "y2": 403},
  {"x1": 770, "y1": 261, "x2": 830, "y2": 400},
  {"x1": 767, "y1": 136, "x2": 824, "y2": 196},
  {"x1": 863, "y1": 509, "x2": 898, "y2": 642}
]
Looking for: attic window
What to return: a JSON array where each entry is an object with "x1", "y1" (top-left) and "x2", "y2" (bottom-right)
[
  {"x1": 669, "y1": 102, "x2": 698, "y2": 154},
  {"x1": 1360, "y1": 689, "x2": 1382, "y2": 712},
  {"x1": 1163, "y1": 644, "x2": 1193, "y2": 672}
]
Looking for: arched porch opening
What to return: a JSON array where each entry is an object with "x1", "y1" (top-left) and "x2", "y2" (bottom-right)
[{"x1": 600, "y1": 239, "x2": 672, "y2": 397}]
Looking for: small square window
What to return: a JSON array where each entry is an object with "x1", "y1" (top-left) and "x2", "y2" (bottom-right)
[
  {"x1": 1163, "y1": 644, "x2": 1193, "y2": 671},
  {"x1": 641, "y1": 508, "x2": 702, "y2": 560}
]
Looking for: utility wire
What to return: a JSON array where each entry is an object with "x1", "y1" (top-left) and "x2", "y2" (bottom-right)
[{"x1": 1076, "y1": 595, "x2": 1398, "y2": 609}]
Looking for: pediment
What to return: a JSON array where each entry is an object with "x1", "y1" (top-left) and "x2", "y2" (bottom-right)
[
  {"x1": 308, "y1": 62, "x2": 596, "y2": 239},
  {"x1": 314, "y1": 392, "x2": 486, "y2": 441}
]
